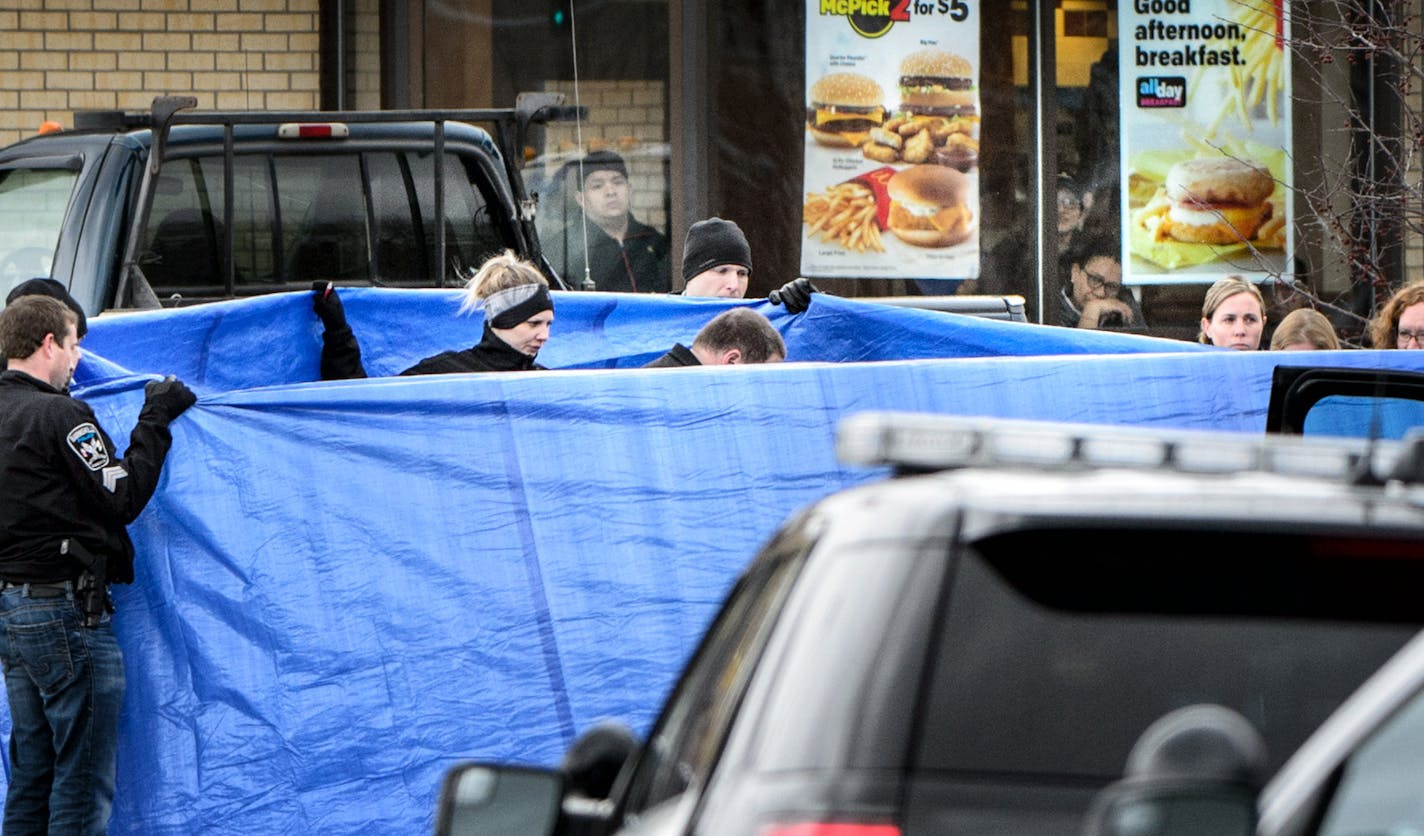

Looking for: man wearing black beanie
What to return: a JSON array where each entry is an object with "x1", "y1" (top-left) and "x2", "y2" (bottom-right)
[
  {"x1": 544, "y1": 150, "x2": 670, "y2": 294},
  {"x1": 677, "y1": 217, "x2": 820, "y2": 313},
  {"x1": 681, "y1": 218, "x2": 753, "y2": 299},
  {"x1": 5, "y1": 279, "x2": 87, "y2": 339}
]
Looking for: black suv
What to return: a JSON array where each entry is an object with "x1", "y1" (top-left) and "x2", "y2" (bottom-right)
[{"x1": 435, "y1": 411, "x2": 1424, "y2": 836}]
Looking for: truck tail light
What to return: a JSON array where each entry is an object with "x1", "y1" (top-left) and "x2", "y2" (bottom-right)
[
  {"x1": 276, "y1": 123, "x2": 351, "y2": 139},
  {"x1": 762, "y1": 824, "x2": 901, "y2": 836}
]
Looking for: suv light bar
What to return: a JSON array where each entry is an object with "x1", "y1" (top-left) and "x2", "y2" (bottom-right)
[{"x1": 836, "y1": 411, "x2": 1413, "y2": 484}]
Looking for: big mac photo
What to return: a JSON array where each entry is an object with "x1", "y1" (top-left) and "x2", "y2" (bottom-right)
[{"x1": 806, "y1": 72, "x2": 886, "y2": 148}]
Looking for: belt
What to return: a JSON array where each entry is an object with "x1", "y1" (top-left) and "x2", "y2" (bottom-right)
[{"x1": 0, "y1": 580, "x2": 72, "y2": 599}]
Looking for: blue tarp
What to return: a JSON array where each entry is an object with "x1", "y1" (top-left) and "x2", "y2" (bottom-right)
[{"x1": 9, "y1": 289, "x2": 1424, "y2": 833}]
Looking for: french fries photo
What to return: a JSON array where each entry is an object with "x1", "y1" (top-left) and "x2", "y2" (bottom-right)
[
  {"x1": 1196, "y1": 1, "x2": 1285, "y2": 134},
  {"x1": 803, "y1": 182, "x2": 884, "y2": 253}
]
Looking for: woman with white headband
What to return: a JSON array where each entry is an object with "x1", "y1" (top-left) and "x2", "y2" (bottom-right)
[{"x1": 313, "y1": 250, "x2": 554, "y2": 378}]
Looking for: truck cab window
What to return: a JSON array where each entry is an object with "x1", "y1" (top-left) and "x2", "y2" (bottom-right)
[
  {"x1": 369, "y1": 151, "x2": 508, "y2": 286},
  {"x1": 0, "y1": 168, "x2": 75, "y2": 294},
  {"x1": 141, "y1": 149, "x2": 512, "y2": 301},
  {"x1": 1316, "y1": 689, "x2": 1424, "y2": 834},
  {"x1": 144, "y1": 155, "x2": 271, "y2": 297}
]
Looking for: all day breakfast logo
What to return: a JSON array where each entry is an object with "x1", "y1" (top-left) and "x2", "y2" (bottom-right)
[{"x1": 1138, "y1": 76, "x2": 1186, "y2": 108}]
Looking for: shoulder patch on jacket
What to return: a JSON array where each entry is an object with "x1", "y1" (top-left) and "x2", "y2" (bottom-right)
[{"x1": 66, "y1": 423, "x2": 110, "y2": 471}]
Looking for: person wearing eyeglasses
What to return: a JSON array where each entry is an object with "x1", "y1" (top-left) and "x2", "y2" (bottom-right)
[
  {"x1": 1367, "y1": 279, "x2": 1424, "y2": 349},
  {"x1": 1058, "y1": 232, "x2": 1144, "y2": 331}
]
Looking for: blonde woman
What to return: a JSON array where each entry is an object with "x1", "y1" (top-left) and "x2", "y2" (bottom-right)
[
  {"x1": 313, "y1": 250, "x2": 554, "y2": 378},
  {"x1": 1199, "y1": 275, "x2": 1266, "y2": 350},
  {"x1": 1270, "y1": 308, "x2": 1340, "y2": 351}
]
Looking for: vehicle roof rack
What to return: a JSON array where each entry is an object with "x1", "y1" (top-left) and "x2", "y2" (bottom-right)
[
  {"x1": 72, "y1": 98, "x2": 583, "y2": 142},
  {"x1": 105, "y1": 94, "x2": 585, "y2": 301},
  {"x1": 836, "y1": 411, "x2": 1415, "y2": 485}
]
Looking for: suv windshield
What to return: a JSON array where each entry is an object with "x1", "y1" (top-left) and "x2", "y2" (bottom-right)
[{"x1": 0, "y1": 166, "x2": 75, "y2": 295}]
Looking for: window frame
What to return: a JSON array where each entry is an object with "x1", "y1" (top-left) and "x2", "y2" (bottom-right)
[{"x1": 612, "y1": 532, "x2": 814, "y2": 829}]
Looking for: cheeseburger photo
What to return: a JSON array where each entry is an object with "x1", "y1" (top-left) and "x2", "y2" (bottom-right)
[
  {"x1": 806, "y1": 72, "x2": 886, "y2": 148},
  {"x1": 885, "y1": 164, "x2": 976, "y2": 248},
  {"x1": 1162, "y1": 156, "x2": 1274, "y2": 244},
  {"x1": 898, "y1": 48, "x2": 977, "y2": 119}
]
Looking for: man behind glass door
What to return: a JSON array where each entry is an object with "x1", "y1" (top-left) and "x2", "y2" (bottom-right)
[{"x1": 545, "y1": 151, "x2": 670, "y2": 293}]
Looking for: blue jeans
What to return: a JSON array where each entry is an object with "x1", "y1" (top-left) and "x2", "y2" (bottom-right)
[{"x1": 0, "y1": 585, "x2": 123, "y2": 836}]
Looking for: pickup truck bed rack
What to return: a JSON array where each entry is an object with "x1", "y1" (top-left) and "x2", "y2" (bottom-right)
[{"x1": 91, "y1": 94, "x2": 584, "y2": 304}]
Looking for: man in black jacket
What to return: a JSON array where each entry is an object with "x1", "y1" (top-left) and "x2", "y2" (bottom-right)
[
  {"x1": 544, "y1": 151, "x2": 671, "y2": 293},
  {"x1": 644, "y1": 307, "x2": 786, "y2": 367},
  {"x1": 0, "y1": 295, "x2": 195, "y2": 835}
]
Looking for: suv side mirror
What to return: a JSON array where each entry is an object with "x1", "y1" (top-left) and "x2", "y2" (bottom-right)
[
  {"x1": 560, "y1": 719, "x2": 639, "y2": 801},
  {"x1": 434, "y1": 763, "x2": 563, "y2": 836},
  {"x1": 1081, "y1": 704, "x2": 1266, "y2": 836}
]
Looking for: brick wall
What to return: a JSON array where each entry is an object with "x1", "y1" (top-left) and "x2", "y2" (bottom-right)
[
  {"x1": 0, "y1": 0, "x2": 321, "y2": 148},
  {"x1": 349, "y1": 0, "x2": 381, "y2": 110}
]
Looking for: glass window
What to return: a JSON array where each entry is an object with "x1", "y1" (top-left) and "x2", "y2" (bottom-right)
[
  {"x1": 618, "y1": 542, "x2": 806, "y2": 824},
  {"x1": 147, "y1": 152, "x2": 376, "y2": 294},
  {"x1": 491, "y1": 0, "x2": 672, "y2": 294},
  {"x1": 367, "y1": 151, "x2": 424, "y2": 280},
  {"x1": 1303, "y1": 394, "x2": 1424, "y2": 441},
  {"x1": 281, "y1": 154, "x2": 372, "y2": 283},
  {"x1": 437, "y1": 154, "x2": 512, "y2": 279},
  {"x1": 919, "y1": 529, "x2": 1421, "y2": 781},
  {"x1": 142, "y1": 148, "x2": 512, "y2": 298},
  {"x1": 370, "y1": 151, "x2": 508, "y2": 285},
  {"x1": 0, "y1": 167, "x2": 78, "y2": 297},
  {"x1": 144, "y1": 155, "x2": 276, "y2": 297},
  {"x1": 1316, "y1": 687, "x2": 1424, "y2": 834}
]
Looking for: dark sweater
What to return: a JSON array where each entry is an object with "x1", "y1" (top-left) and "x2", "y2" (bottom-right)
[
  {"x1": 547, "y1": 215, "x2": 670, "y2": 293},
  {"x1": 400, "y1": 325, "x2": 545, "y2": 375},
  {"x1": 642, "y1": 343, "x2": 700, "y2": 368},
  {"x1": 321, "y1": 323, "x2": 544, "y2": 379}
]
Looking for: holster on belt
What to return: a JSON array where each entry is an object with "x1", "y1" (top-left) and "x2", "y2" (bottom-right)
[{"x1": 60, "y1": 538, "x2": 111, "y2": 628}]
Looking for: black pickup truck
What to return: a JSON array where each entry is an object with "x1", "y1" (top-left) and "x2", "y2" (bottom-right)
[{"x1": 0, "y1": 94, "x2": 579, "y2": 315}]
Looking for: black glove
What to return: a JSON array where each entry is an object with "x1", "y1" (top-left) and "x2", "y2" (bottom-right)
[
  {"x1": 768, "y1": 278, "x2": 820, "y2": 314},
  {"x1": 312, "y1": 281, "x2": 348, "y2": 328},
  {"x1": 141, "y1": 375, "x2": 196, "y2": 425}
]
